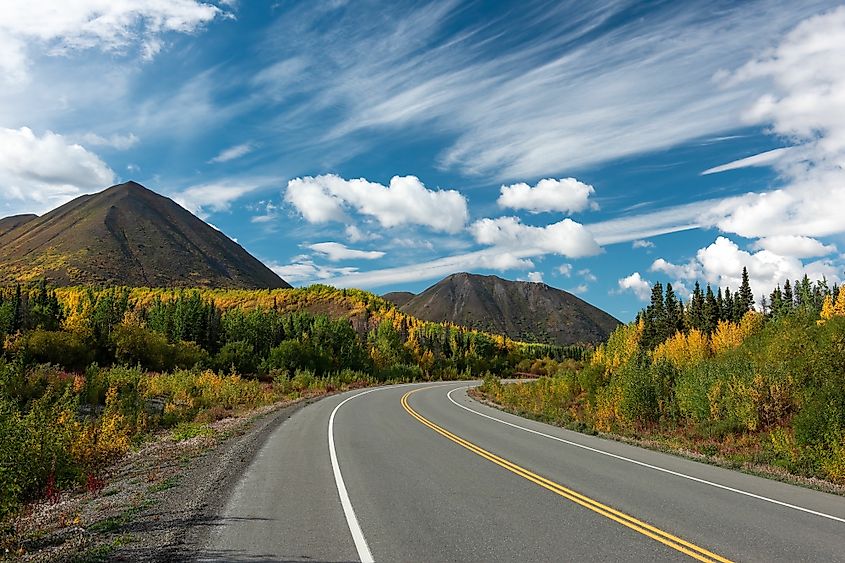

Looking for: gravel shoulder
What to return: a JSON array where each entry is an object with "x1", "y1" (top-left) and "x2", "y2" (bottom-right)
[{"x1": 5, "y1": 395, "x2": 326, "y2": 562}]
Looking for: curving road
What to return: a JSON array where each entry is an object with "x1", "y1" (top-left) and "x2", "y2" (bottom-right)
[{"x1": 199, "y1": 382, "x2": 845, "y2": 562}]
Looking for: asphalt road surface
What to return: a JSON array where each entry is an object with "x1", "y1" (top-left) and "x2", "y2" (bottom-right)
[{"x1": 200, "y1": 382, "x2": 845, "y2": 562}]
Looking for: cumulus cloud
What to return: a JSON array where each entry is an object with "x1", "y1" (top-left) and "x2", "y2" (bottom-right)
[
  {"x1": 578, "y1": 269, "x2": 597, "y2": 283},
  {"x1": 308, "y1": 242, "x2": 385, "y2": 261},
  {"x1": 470, "y1": 216, "x2": 601, "y2": 258},
  {"x1": 558, "y1": 263, "x2": 573, "y2": 277},
  {"x1": 0, "y1": 0, "x2": 224, "y2": 83},
  {"x1": 618, "y1": 273, "x2": 652, "y2": 301},
  {"x1": 752, "y1": 235, "x2": 837, "y2": 258},
  {"x1": 651, "y1": 237, "x2": 842, "y2": 300},
  {"x1": 632, "y1": 239, "x2": 655, "y2": 249},
  {"x1": 568, "y1": 284, "x2": 588, "y2": 295},
  {"x1": 704, "y1": 7, "x2": 845, "y2": 241},
  {"x1": 0, "y1": 126, "x2": 114, "y2": 213},
  {"x1": 527, "y1": 271, "x2": 544, "y2": 283},
  {"x1": 209, "y1": 143, "x2": 254, "y2": 164},
  {"x1": 497, "y1": 178, "x2": 596, "y2": 214},
  {"x1": 284, "y1": 174, "x2": 468, "y2": 233}
]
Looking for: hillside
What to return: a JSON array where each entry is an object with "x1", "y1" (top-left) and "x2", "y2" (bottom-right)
[
  {"x1": 400, "y1": 273, "x2": 620, "y2": 345},
  {"x1": 0, "y1": 181, "x2": 290, "y2": 289},
  {"x1": 382, "y1": 291, "x2": 416, "y2": 307}
]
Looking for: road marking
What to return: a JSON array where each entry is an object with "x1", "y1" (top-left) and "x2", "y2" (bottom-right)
[
  {"x1": 447, "y1": 386, "x2": 845, "y2": 525},
  {"x1": 329, "y1": 389, "x2": 377, "y2": 563},
  {"x1": 402, "y1": 387, "x2": 733, "y2": 563}
]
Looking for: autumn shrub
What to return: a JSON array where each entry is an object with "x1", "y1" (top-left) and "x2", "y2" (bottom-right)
[
  {"x1": 21, "y1": 330, "x2": 94, "y2": 371},
  {"x1": 214, "y1": 340, "x2": 258, "y2": 375}
]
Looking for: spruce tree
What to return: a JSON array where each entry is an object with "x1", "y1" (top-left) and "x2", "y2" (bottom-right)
[
  {"x1": 738, "y1": 267, "x2": 754, "y2": 314},
  {"x1": 704, "y1": 284, "x2": 719, "y2": 334},
  {"x1": 723, "y1": 288, "x2": 735, "y2": 322},
  {"x1": 643, "y1": 282, "x2": 666, "y2": 349},
  {"x1": 687, "y1": 281, "x2": 704, "y2": 331},
  {"x1": 664, "y1": 283, "x2": 683, "y2": 336},
  {"x1": 783, "y1": 279, "x2": 794, "y2": 311}
]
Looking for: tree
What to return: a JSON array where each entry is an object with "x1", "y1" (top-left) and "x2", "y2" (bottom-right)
[
  {"x1": 738, "y1": 267, "x2": 754, "y2": 315},
  {"x1": 642, "y1": 282, "x2": 666, "y2": 349},
  {"x1": 703, "y1": 285, "x2": 719, "y2": 334},
  {"x1": 687, "y1": 282, "x2": 704, "y2": 331},
  {"x1": 783, "y1": 279, "x2": 794, "y2": 310},
  {"x1": 663, "y1": 283, "x2": 684, "y2": 337}
]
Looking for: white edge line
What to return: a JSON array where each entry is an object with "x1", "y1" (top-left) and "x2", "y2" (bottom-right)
[
  {"x1": 329, "y1": 388, "x2": 378, "y2": 563},
  {"x1": 447, "y1": 386, "x2": 845, "y2": 524}
]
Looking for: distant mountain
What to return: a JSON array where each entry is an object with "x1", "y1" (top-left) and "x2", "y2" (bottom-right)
[
  {"x1": 382, "y1": 291, "x2": 416, "y2": 307},
  {"x1": 0, "y1": 181, "x2": 290, "y2": 289},
  {"x1": 399, "y1": 273, "x2": 620, "y2": 345}
]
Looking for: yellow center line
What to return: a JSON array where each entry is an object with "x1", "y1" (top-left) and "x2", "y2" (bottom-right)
[{"x1": 401, "y1": 387, "x2": 734, "y2": 563}]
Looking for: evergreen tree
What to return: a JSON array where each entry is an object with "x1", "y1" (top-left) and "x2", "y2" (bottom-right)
[
  {"x1": 663, "y1": 283, "x2": 684, "y2": 337},
  {"x1": 738, "y1": 267, "x2": 754, "y2": 314},
  {"x1": 716, "y1": 288, "x2": 725, "y2": 321},
  {"x1": 687, "y1": 281, "x2": 704, "y2": 331},
  {"x1": 703, "y1": 284, "x2": 719, "y2": 334},
  {"x1": 642, "y1": 282, "x2": 666, "y2": 349},
  {"x1": 723, "y1": 288, "x2": 735, "y2": 323},
  {"x1": 783, "y1": 279, "x2": 794, "y2": 311}
]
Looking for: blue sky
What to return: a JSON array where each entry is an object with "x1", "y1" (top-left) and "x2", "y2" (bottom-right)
[{"x1": 1, "y1": 1, "x2": 844, "y2": 320}]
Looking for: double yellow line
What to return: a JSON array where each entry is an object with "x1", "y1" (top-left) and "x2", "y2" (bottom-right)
[{"x1": 401, "y1": 388, "x2": 732, "y2": 563}]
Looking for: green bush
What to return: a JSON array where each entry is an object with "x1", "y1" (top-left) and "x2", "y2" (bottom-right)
[
  {"x1": 22, "y1": 330, "x2": 94, "y2": 371},
  {"x1": 214, "y1": 340, "x2": 258, "y2": 375}
]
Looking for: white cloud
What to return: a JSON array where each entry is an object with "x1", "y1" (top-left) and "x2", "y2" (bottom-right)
[
  {"x1": 632, "y1": 239, "x2": 655, "y2": 249},
  {"x1": 269, "y1": 259, "x2": 358, "y2": 284},
  {"x1": 470, "y1": 216, "x2": 601, "y2": 258},
  {"x1": 497, "y1": 178, "x2": 596, "y2": 214},
  {"x1": 527, "y1": 271, "x2": 544, "y2": 283},
  {"x1": 701, "y1": 147, "x2": 792, "y2": 175},
  {"x1": 309, "y1": 242, "x2": 385, "y2": 261},
  {"x1": 651, "y1": 237, "x2": 842, "y2": 300},
  {"x1": 0, "y1": 126, "x2": 114, "y2": 213},
  {"x1": 0, "y1": 1, "x2": 224, "y2": 84},
  {"x1": 651, "y1": 258, "x2": 701, "y2": 280},
  {"x1": 558, "y1": 263, "x2": 573, "y2": 277},
  {"x1": 752, "y1": 235, "x2": 837, "y2": 258},
  {"x1": 209, "y1": 143, "x2": 254, "y2": 164},
  {"x1": 578, "y1": 269, "x2": 597, "y2": 283},
  {"x1": 77, "y1": 132, "x2": 139, "y2": 150},
  {"x1": 172, "y1": 177, "x2": 277, "y2": 217},
  {"x1": 284, "y1": 174, "x2": 468, "y2": 233},
  {"x1": 262, "y1": 1, "x2": 829, "y2": 180},
  {"x1": 568, "y1": 284, "x2": 588, "y2": 295},
  {"x1": 618, "y1": 272, "x2": 652, "y2": 301}
]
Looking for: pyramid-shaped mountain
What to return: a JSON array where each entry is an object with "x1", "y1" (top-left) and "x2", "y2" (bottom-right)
[
  {"x1": 0, "y1": 181, "x2": 290, "y2": 289},
  {"x1": 399, "y1": 273, "x2": 620, "y2": 345}
]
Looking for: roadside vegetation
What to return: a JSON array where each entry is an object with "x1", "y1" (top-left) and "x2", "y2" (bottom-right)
[
  {"x1": 0, "y1": 282, "x2": 578, "y2": 523},
  {"x1": 478, "y1": 270, "x2": 845, "y2": 485}
]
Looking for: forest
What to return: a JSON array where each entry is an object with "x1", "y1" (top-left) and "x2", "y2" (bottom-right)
[
  {"x1": 479, "y1": 268, "x2": 845, "y2": 485},
  {"x1": 0, "y1": 282, "x2": 579, "y2": 519}
]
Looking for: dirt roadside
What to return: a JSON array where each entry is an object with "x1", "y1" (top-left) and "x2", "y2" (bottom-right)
[{"x1": 5, "y1": 395, "x2": 327, "y2": 562}]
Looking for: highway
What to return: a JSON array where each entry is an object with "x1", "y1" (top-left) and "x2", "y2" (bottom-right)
[{"x1": 200, "y1": 382, "x2": 845, "y2": 562}]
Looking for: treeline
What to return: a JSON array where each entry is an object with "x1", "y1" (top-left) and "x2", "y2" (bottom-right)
[
  {"x1": 1, "y1": 284, "x2": 580, "y2": 380},
  {"x1": 481, "y1": 271, "x2": 845, "y2": 484}
]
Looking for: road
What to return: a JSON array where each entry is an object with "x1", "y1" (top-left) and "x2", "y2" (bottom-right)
[{"x1": 199, "y1": 382, "x2": 845, "y2": 562}]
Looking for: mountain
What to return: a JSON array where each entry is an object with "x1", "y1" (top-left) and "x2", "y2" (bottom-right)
[
  {"x1": 399, "y1": 273, "x2": 620, "y2": 345},
  {"x1": 382, "y1": 291, "x2": 416, "y2": 307},
  {"x1": 0, "y1": 181, "x2": 290, "y2": 289}
]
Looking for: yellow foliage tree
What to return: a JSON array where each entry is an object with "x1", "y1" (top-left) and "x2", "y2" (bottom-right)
[{"x1": 652, "y1": 329, "x2": 711, "y2": 370}]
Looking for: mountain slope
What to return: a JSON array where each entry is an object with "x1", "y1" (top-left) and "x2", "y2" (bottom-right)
[
  {"x1": 0, "y1": 181, "x2": 290, "y2": 289},
  {"x1": 400, "y1": 273, "x2": 620, "y2": 345},
  {"x1": 382, "y1": 291, "x2": 416, "y2": 307},
  {"x1": 0, "y1": 214, "x2": 37, "y2": 237}
]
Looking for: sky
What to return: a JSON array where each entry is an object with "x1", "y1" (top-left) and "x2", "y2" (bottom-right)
[{"x1": 1, "y1": 0, "x2": 844, "y2": 321}]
